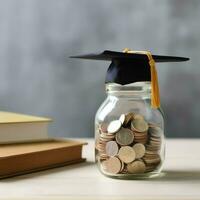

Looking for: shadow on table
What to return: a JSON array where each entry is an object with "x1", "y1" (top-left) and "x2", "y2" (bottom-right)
[
  {"x1": 1, "y1": 161, "x2": 95, "y2": 182},
  {"x1": 154, "y1": 169, "x2": 200, "y2": 182},
  {"x1": 2, "y1": 164, "x2": 200, "y2": 182}
]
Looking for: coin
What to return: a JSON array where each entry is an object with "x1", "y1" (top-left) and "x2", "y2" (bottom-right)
[
  {"x1": 105, "y1": 141, "x2": 119, "y2": 157},
  {"x1": 133, "y1": 131, "x2": 148, "y2": 144},
  {"x1": 115, "y1": 128, "x2": 134, "y2": 146},
  {"x1": 100, "y1": 132, "x2": 115, "y2": 141},
  {"x1": 148, "y1": 123, "x2": 157, "y2": 128},
  {"x1": 119, "y1": 114, "x2": 126, "y2": 125},
  {"x1": 101, "y1": 160, "x2": 108, "y2": 170},
  {"x1": 146, "y1": 144, "x2": 161, "y2": 151},
  {"x1": 127, "y1": 160, "x2": 146, "y2": 173},
  {"x1": 131, "y1": 119, "x2": 149, "y2": 132},
  {"x1": 99, "y1": 122, "x2": 108, "y2": 133},
  {"x1": 98, "y1": 115, "x2": 163, "y2": 175},
  {"x1": 143, "y1": 157, "x2": 161, "y2": 165},
  {"x1": 145, "y1": 149, "x2": 160, "y2": 155},
  {"x1": 146, "y1": 134, "x2": 161, "y2": 150},
  {"x1": 149, "y1": 136, "x2": 161, "y2": 142},
  {"x1": 124, "y1": 113, "x2": 134, "y2": 126},
  {"x1": 133, "y1": 114, "x2": 144, "y2": 120},
  {"x1": 96, "y1": 143, "x2": 106, "y2": 150},
  {"x1": 99, "y1": 153, "x2": 109, "y2": 160},
  {"x1": 143, "y1": 152, "x2": 160, "y2": 159},
  {"x1": 118, "y1": 146, "x2": 136, "y2": 163},
  {"x1": 149, "y1": 140, "x2": 161, "y2": 147},
  {"x1": 103, "y1": 157, "x2": 122, "y2": 174},
  {"x1": 133, "y1": 131, "x2": 148, "y2": 138},
  {"x1": 146, "y1": 165, "x2": 158, "y2": 172},
  {"x1": 133, "y1": 143, "x2": 146, "y2": 159},
  {"x1": 120, "y1": 160, "x2": 125, "y2": 172},
  {"x1": 143, "y1": 154, "x2": 161, "y2": 165},
  {"x1": 121, "y1": 167, "x2": 128, "y2": 174},
  {"x1": 107, "y1": 120, "x2": 122, "y2": 134},
  {"x1": 149, "y1": 126, "x2": 163, "y2": 137}
]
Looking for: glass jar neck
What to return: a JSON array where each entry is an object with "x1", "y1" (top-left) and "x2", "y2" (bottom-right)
[{"x1": 105, "y1": 82, "x2": 151, "y2": 98}]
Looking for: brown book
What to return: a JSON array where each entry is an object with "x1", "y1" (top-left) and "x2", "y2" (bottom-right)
[{"x1": 0, "y1": 139, "x2": 87, "y2": 179}]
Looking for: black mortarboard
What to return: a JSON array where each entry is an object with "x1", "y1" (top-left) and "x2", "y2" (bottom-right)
[
  {"x1": 70, "y1": 49, "x2": 189, "y2": 108},
  {"x1": 70, "y1": 50, "x2": 189, "y2": 85}
]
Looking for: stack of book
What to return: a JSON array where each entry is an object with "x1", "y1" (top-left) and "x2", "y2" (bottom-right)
[{"x1": 0, "y1": 111, "x2": 86, "y2": 179}]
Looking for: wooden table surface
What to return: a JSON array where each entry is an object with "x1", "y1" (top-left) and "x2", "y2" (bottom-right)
[{"x1": 0, "y1": 138, "x2": 200, "y2": 200}]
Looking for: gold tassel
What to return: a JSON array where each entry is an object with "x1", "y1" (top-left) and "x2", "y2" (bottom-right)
[{"x1": 123, "y1": 48, "x2": 160, "y2": 109}]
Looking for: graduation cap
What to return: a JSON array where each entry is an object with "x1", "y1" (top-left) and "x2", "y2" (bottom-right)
[{"x1": 70, "y1": 49, "x2": 189, "y2": 108}]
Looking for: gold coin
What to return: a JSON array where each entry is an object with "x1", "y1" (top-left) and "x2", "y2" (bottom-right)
[
  {"x1": 127, "y1": 160, "x2": 146, "y2": 174},
  {"x1": 131, "y1": 119, "x2": 149, "y2": 132},
  {"x1": 118, "y1": 146, "x2": 136, "y2": 163},
  {"x1": 133, "y1": 114, "x2": 144, "y2": 120},
  {"x1": 133, "y1": 143, "x2": 146, "y2": 159},
  {"x1": 105, "y1": 141, "x2": 119, "y2": 157},
  {"x1": 115, "y1": 128, "x2": 134, "y2": 146},
  {"x1": 103, "y1": 157, "x2": 121, "y2": 174},
  {"x1": 124, "y1": 113, "x2": 134, "y2": 126},
  {"x1": 107, "y1": 120, "x2": 122, "y2": 134}
]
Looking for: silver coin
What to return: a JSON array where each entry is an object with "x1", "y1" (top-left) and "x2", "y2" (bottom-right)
[
  {"x1": 105, "y1": 141, "x2": 119, "y2": 157},
  {"x1": 119, "y1": 114, "x2": 126, "y2": 125},
  {"x1": 115, "y1": 128, "x2": 134, "y2": 146},
  {"x1": 107, "y1": 120, "x2": 122, "y2": 134}
]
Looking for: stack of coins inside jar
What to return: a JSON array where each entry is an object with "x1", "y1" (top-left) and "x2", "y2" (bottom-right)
[{"x1": 95, "y1": 113, "x2": 163, "y2": 175}]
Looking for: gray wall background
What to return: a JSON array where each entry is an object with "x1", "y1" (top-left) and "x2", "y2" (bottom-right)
[{"x1": 0, "y1": 0, "x2": 199, "y2": 138}]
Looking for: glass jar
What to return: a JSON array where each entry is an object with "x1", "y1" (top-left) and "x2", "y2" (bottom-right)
[{"x1": 95, "y1": 82, "x2": 165, "y2": 179}]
